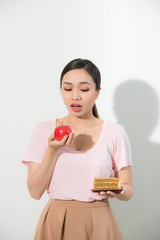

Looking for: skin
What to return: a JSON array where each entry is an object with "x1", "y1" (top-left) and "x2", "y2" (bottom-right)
[
  {"x1": 61, "y1": 69, "x2": 100, "y2": 120},
  {"x1": 27, "y1": 69, "x2": 133, "y2": 201}
]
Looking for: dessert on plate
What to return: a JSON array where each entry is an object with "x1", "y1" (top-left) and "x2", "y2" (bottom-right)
[{"x1": 92, "y1": 177, "x2": 122, "y2": 193}]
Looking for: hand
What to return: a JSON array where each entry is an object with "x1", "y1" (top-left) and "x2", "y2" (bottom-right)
[
  {"x1": 95, "y1": 184, "x2": 127, "y2": 200},
  {"x1": 48, "y1": 132, "x2": 74, "y2": 151}
]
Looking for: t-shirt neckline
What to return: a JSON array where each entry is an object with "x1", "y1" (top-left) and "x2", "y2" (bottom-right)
[{"x1": 53, "y1": 119, "x2": 106, "y2": 154}]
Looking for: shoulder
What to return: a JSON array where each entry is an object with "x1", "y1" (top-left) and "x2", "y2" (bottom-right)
[
  {"x1": 102, "y1": 120, "x2": 129, "y2": 143},
  {"x1": 35, "y1": 119, "x2": 56, "y2": 137},
  {"x1": 37, "y1": 119, "x2": 56, "y2": 128},
  {"x1": 102, "y1": 120, "x2": 131, "y2": 154},
  {"x1": 103, "y1": 120, "x2": 123, "y2": 134}
]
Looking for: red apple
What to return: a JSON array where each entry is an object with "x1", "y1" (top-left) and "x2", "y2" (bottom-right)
[{"x1": 54, "y1": 125, "x2": 72, "y2": 141}]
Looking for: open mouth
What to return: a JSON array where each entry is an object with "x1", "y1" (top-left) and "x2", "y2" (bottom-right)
[
  {"x1": 71, "y1": 104, "x2": 82, "y2": 108},
  {"x1": 70, "y1": 104, "x2": 82, "y2": 112}
]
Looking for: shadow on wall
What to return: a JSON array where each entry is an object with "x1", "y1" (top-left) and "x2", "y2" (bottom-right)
[{"x1": 112, "y1": 80, "x2": 160, "y2": 240}]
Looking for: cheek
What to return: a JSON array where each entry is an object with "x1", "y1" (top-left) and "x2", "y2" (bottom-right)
[
  {"x1": 61, "y1": 91, "x2": 69, "y2": 102},
  {"x1": 84, "y1": 92, "x2": 97, "y2": 102}
]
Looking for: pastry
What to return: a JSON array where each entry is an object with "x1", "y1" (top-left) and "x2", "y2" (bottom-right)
[{"x1": 92, "y1": 177, "x2": 122, "y2": 193}]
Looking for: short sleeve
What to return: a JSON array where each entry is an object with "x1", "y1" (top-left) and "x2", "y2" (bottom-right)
[
  {"x1": 22, "y1": 124, "x2": 47, "y2": 166},
  {"x1": 112, "y1": 126, "x2": 132, "y2": 172}
]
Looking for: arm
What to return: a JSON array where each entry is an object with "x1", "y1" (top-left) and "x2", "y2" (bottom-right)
[
  {"x1": 115, "y1": 166, "x2": 134, "y2": 201},
  {"x1": 98, "y1": 166, "x2": 134, "y2": 201},
  {"x1": 27, "y1": 132, "x2": 74, "y2": 200}
]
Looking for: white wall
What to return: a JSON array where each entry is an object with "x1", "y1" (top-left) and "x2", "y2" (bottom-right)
[{"x1": 0, "y1": 0, "x2": 160, "y2": 239}]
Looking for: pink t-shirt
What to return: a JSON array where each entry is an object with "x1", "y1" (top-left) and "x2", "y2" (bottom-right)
[{"x1": 22, "y1": 119, "x2": 132, "y2": 202}]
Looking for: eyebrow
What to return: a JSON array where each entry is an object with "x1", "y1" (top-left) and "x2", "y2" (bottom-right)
[{"x1": 62, "y1": 81, "x2": 91, "y2": 86}]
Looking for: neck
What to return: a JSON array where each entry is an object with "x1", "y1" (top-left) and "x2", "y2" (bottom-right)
[{"x1": 65, "y1": 114, "x2": 97, "y2": 129}]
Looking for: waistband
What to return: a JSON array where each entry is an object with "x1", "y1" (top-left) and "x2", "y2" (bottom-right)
[{"x1": 49, "y1": 198, "x2": 109, "y2": 208}]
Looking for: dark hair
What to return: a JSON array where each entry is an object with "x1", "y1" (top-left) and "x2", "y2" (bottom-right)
[{"x1": 60, "y1": 58, "x2": 101, "y2": 118}]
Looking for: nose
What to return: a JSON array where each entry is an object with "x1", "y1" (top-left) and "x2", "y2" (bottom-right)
[{"x1": 71, "y1": 89, "x2": 81, "y2": 100}]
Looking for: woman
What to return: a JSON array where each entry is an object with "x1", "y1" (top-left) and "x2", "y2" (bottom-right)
[{"x1": 23, "y1": 58, "x2": 133, "y2": 240}]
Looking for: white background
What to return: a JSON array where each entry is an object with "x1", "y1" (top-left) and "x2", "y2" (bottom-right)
[{"x1": 0, "y1": 0, "x2": 160, "y2": 239}]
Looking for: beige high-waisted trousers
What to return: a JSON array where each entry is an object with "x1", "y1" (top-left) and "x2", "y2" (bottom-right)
[{"x1": 34, "y1": 198, "x2": 122, "y2": 240}]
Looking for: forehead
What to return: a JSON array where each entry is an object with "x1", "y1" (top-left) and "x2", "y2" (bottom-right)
[{"x1": 62, "y1": 69, "x2": 95, "y2": 85}]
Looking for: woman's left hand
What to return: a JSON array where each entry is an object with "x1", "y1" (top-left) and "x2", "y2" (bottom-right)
[
  {"x1": 95, "y1": 184, "x2": 127, "y2": 200},
  {"x1": 95, "y1": 167, "x2": 134, "y2": 201}
]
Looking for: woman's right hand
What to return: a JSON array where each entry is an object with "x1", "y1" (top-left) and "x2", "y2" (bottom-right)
[{"x1": 47, "y1": 132, "x2": 74, "y2": 152}]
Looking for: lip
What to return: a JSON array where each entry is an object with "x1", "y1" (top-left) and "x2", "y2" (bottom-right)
[
  {"x1": 70, "y1": 103, "x2": 82, "y2": 112},
  {"x1": 71, "y1": 103, "x2": 82, "y2": 107}
]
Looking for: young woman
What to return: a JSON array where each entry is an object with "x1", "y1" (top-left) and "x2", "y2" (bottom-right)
[{"x1": 23, "y1": 58, "x2": 133, "y2": 240}]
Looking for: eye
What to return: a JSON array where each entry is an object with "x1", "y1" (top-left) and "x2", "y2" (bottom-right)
[
  {"x1": 81, "y1": 89, "x2": 89, "y2": 92},
  {"x1": 64, "y1": 88, "x2": 72, "y2": 91}
]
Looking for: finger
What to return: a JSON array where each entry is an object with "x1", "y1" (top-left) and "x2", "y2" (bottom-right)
[
  {"x1": 48, "y1": 133, "x2": 55, "y2": 142},
  {"x1": 106, "y1": 191, "x2": 116, "y2": 195},
  {"x1": 65, "y1": 133, "x2": 74, "y2": 145},
  {"x1": 98, "y1": 191, "x2": 110, "y2": 197},
  {"x1": 120, "y1": 190, "x2": 125, "y2": 195},
  {"x1": 106, "y1": 191, "x2": 117, "y2": 198},
  {"x1": 59, "y1": 134, "x2": 69, "y2": 145},
  {"x1": 98, "y1": 191, "x2": 113, "y2": 199},
  {"x1": 100, "y1": 191, "x2": 106, "y2": 195}
]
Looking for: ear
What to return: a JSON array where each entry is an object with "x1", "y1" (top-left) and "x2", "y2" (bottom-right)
[{"x1": 95, "y1": 87, "x2": 101, "y2": 99}]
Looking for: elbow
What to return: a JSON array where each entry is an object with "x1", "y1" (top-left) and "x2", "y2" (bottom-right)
[
  {"x1": 29, "y1": 191, "x2": 42, "y2": 200},
  {"x1": 125, "y1": 187, "x2": 134, "y2": 201},
  {"x1": 27, "y1": 183, "x2": 43, "y2": 200}
]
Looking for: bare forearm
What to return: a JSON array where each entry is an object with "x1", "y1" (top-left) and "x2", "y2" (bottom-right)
[
  {"x1": 116, "y1": 167, "x2": 134, "y2": 201},
  {"x1": 117, "y1": 184, "x2": 134, "y2": 201},
  {"x1": 99, "y1": 167, "x2": 134, "y2": 201},
  {"x1": 27, "y1": 147, "x2": 58, "y2": 199}
]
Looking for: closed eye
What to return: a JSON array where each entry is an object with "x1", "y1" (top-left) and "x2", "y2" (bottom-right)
[
  {"x1": 81, "y1": 89, "x2": 89, "y2": 92},
  {"x1": 64, "y1": 88, "x2": 89, "y2": 92},
  {"x1": 64, "y1": 88, "x2": 72, "y2": 91}
]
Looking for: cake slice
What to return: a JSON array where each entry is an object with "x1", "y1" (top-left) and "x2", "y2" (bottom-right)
[{"x1": 92, "y1": 177, "x2": 122, "y2": 193}]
